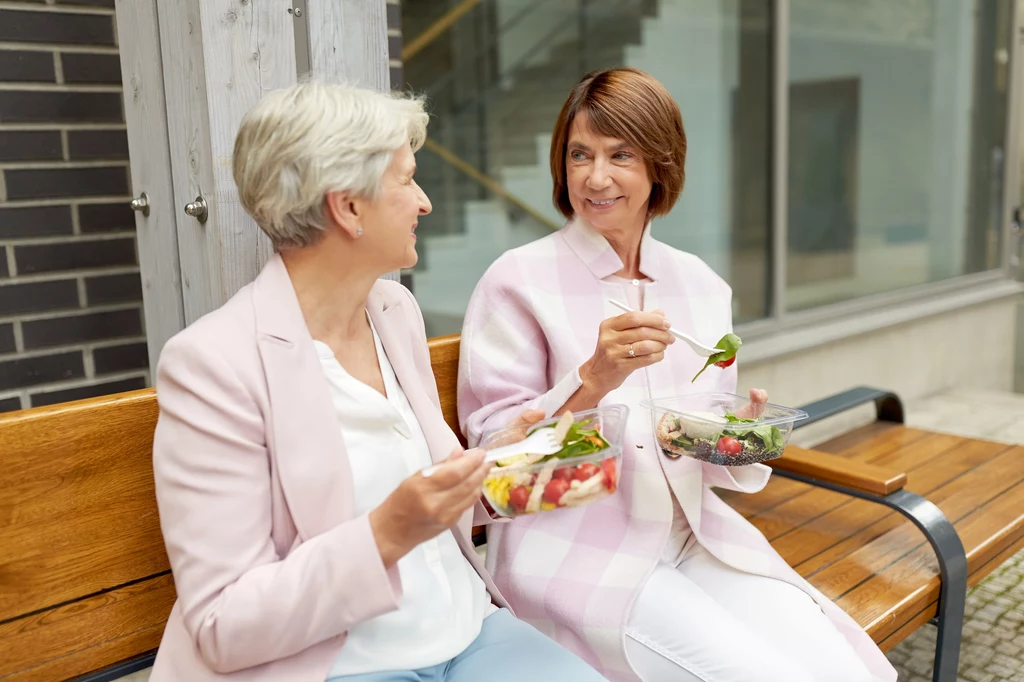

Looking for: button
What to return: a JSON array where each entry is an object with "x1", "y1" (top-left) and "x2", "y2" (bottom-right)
[{"x1": 632, "y1": 279, "x2": 640, "y2": 286}]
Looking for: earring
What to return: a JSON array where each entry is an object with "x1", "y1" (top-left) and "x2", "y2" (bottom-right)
[{"x1": 355, "y1": 228, "x2": 363, "y2": 236}]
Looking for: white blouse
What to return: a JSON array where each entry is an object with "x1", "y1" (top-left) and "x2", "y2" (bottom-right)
[{"x1": 321, "y1": 320, "x2": 494, "y2": 678}]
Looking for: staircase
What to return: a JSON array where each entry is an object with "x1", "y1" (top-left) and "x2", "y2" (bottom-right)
[{"x1": 402, "y1": 0, "x2": 660, "y2": 335}]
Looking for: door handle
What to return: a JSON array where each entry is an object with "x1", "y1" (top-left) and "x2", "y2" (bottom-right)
[{"x1": 130, "y1": 192, "x2": 150, "y2": 217}]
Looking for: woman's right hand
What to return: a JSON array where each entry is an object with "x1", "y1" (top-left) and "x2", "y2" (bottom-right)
[
  {"x1": 369, "y1": 448, "x2": 490, "y2": 567},
  {"x1": 578, "y1": 310, "x2": 675, "y2": 400}
]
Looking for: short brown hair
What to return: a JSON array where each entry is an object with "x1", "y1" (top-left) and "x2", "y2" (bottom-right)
[{"x1": 549, "y1": 68, "x2": 686, "y2": 219}]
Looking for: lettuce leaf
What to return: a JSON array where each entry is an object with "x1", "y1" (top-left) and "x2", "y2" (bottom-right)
[
  {"x1": 691, "y1": 333, "x2": 743, "y2": 383},
  {"x1": 723, "y1": 411, "x2": 785, "y2": 455}
]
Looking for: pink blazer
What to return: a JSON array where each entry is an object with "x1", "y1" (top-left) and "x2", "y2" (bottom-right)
[
  {"x1": 457, "y1": 219, "x2": 896, "y2": 682},
  {"x1": 149, "y1": 255, "x2": 507, "y2": 682}
]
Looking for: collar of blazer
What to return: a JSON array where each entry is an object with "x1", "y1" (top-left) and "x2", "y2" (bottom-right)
[
  {"x1": 249, "y1": 255, "x2": 461, "y2": 541},
  {"x1": 560, "y1": 215, "x2": 665, "y2": 282}
]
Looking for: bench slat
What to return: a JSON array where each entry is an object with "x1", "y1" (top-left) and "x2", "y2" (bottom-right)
[
  {"x1": 773, "y1": 435, "x2": 1004, "y2": 572},
  {"x1": 815, "y1": 421, "x2": 922, "y2": 459},
  {"x1": 426, "y1": 335, "x2": 462, "y2": 440},
  {"x1": 0, "y1": 573, "x2": 174, "y2": 682},
  {"x1": 837, "y1": 472, "x2": 1024, "y2": 643},
  {"x1": 0, "y1": 390, "x2": 168, "y2": 622}
]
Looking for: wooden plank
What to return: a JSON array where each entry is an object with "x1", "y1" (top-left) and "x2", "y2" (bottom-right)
[
  {"x1": 716, "y1": 477, "x2": 812, "y2": 518},
  {"x1": 196, "y1": 0, "x2": 292, "y2": 286},
  {"x1": 813, "y1": 420, "x2": 907, "y2": 457},
  {"x1": 0, "y1": 390, "x2": 168, "y2": 621},
  {"x1": 875, "y1": 603, "x2": 936, "y2": 652},
  {"x1": 774, "y1": 436, "x2": 1004, "y2": 572},
  {"x1": 770, "y1": 446, "x2": 908, "y2": 495},
  {"x1": 154, "y1": 0, "x2": 221, "y2": 323},
  {"x1": 726, "y1": 431, "x2": 964, "y2": 527},
  {"x1": 0, "y1": 573, "x2": 175, "y2": 682},
  {"x1": 154, "y1": 0, "x2": 294, "y2": 324},
  {"x1": 114, "y1": 0, "x2": 186, "y2": 370},
  {"x1": 817, "y1": 423, "x2": 930, "y2": 460},
  {"x1": 306, "y1": 0, "x2": 390, "y2": 91},
  {"x1": 837, "y1": 474, "x2": 1024, "y2": 643},
  {"x1": 811, "y1": 445, "x2": 1024, "y2": 601},
  {"x1": 427, "y1": 334, "x2": 460, "y2": 438}
]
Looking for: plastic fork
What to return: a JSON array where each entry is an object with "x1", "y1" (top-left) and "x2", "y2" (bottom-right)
[
  {"x1": 608, "y1": 299, "x2": 725, "y2": 358},
  {"x1": 421, "y1": 427, "x2": 563, "y2": 477}
]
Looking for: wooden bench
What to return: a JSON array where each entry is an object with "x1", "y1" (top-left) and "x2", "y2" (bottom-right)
[{"x1": 2, "y1": 334, "x2": 1021, "y2": 681}]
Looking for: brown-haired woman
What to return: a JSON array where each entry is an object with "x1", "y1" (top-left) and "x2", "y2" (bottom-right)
[{"x1": 457, "y1": 68, "x2": 895, "y2": 682}]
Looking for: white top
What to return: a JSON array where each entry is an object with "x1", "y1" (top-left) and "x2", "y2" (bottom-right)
[
  {"x1": 321, "y1": 320, "x2": 493, "y2": 677},
  {"x1": 607, "y1": 275, "x2": 695, "y2": 567}
]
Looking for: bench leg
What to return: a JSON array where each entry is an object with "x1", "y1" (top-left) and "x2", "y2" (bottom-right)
[{"x1": 771, "y1": 472, "x2": 967, "y2": 682}]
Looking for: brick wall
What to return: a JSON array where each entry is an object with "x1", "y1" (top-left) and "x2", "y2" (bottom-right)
[{"x1": 0, "y1": 0, "x2": 147, "y2": 414}]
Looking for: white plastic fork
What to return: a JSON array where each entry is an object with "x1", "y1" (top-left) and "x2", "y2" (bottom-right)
[
  {"x1": 608, "y1": 299, "x2": 725, "y2": 358},
  {"x1": 421, "y1": 428, "x2": 563, "y2": 477}
]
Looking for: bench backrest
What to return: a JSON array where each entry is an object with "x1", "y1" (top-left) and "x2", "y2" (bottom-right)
[
  {"x1": 0, "y1": 334, "x2": 465, "y2": 680},
  {"x1": 427, "y1": 334, "x2": 463, "y2": 439},
  {"x1": 0, "y1": 388, "x2": 172, "y2": 681}
]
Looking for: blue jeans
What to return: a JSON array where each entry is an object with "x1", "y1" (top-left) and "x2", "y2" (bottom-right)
[{"x1": 326, "y1": 609, "x2": 607, "y2": 681}]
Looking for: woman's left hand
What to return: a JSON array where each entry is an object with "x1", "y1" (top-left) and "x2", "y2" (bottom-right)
[{"x1": 734, "y1": 388, "x2": 768, "y2": 419}]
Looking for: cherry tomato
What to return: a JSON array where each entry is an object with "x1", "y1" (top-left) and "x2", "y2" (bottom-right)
[
  {"x1": 716, "y1": 436, "x2": 743, "y2": 455},
  {"x1": 509, "y1": 485, "x2": 530, "y2": 512},
  {"x1": 551, "y1": 467, "x2": 575, "y2": 482},
  {"x1": 574, "y1": 462, "x2": 601, "y2": 481},
  {"x1": 544, "y1": 478, "x2": 571, "y2": 505},
  {"x1": 714, "y1": 356, "x2": 737, "y2": 369},
  {"x1": 600, "y1": 458, "x2": 618, "y2": 491}
]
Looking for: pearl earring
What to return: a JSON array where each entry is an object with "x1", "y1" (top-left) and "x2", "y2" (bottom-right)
[{"x1": 356, "y1": 228, "x2": 363, "y2": 236}]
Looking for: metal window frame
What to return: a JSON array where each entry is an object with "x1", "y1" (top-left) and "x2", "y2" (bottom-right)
[{"x1": 1003, "y1": 0, "x2": 1024, "y2": 277}]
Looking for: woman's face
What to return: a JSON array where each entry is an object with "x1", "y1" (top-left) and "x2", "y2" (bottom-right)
[
  {"x1": 565, "y1": 111, "x2": 652, "y2": 234},
  {"x1": 358, "y1": 140, "x2": 431, "y2": 271}
]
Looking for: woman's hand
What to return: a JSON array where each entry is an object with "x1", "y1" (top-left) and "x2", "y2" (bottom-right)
[
  {"x1": 734, "y1": 388, "x2": 768, "y2": 419},
  {"x1": 369, "y1": 448, "x2": 490, "y2": 567},
  {"x1": 578, "y1": 310, "x2": 675, "y2": 401}
]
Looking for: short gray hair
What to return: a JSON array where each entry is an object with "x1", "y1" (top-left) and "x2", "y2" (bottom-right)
[{"x1": 233, "y1": 82, "x2": 428, "y2": 250}]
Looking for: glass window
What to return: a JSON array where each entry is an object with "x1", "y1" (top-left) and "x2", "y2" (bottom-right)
[
  {"x1": 402, "y1": 0, "x2": 773, "y2": 334},
  {"x1": 786, "y1": 0, "x2": 1015, "y2": 310}
]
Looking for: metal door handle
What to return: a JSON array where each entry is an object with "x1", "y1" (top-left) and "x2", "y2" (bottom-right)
[
  {"x1": 184, "y1": 196, "x2": 208, "y2": 224},
  {"x1": 130, "y1": 192, "x2": 150, "y2": 217}
]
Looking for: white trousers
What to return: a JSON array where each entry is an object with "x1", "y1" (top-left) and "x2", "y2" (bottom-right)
[{"x1": 624, "y1": 544, "x2": 875, "y2": 682}]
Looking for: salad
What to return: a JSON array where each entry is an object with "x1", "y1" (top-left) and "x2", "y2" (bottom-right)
[
  {"x1": 656, "y1": 410, "x2": 788, "y2": 466},
  {"x1": 482, "y1": 410, "x2": 622, "y2": 516}
]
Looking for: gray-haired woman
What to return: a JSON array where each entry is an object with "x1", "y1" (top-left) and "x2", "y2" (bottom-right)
[{"x1": 148, "y1": 82, "x2": 606, "y2": 682}]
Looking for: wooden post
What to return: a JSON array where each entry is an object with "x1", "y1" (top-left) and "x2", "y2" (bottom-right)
[
  {"x1": 115, "y1": 0, "x2": 186, "y2": 372},
  {"x1": 117, "y1": 0, "x2": 394, "y2": 347}
]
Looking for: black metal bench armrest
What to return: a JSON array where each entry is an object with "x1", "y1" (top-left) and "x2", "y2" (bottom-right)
[{"x1": 795, "y1": 386, "x2": 904, "y2": 429}]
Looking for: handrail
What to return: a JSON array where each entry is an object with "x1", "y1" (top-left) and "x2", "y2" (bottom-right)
[
  {"x1": 422, "y1": 139, "x2": 561, "y2": 232},
  {"x1": 403, "y1": 0, "x2": 481, "y2": 61}
]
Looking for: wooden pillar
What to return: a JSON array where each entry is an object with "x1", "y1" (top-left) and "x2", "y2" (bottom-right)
[{"x1": 116, "y1": 0, "x2": 393, "y2": 364}]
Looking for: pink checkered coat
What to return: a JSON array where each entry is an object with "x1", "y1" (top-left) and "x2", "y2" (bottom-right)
[{"x1": 458, "y1": 219, "x2": 896, "y2": 682}]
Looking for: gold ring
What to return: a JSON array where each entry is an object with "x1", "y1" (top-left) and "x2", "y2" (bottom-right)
[{"x1": 628, "y1": 344, "x2": 635, "y2": 358}]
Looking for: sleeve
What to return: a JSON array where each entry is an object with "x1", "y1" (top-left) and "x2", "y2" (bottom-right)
[
  {"x1": 457, "y1": 267, "x2": 582, "y2": 449},
  {"x1": 152, "y1": 336, "x2": 401, "y2": 674}
]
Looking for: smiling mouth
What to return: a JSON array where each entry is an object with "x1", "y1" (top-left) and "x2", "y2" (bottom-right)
[{"x1": 588, "y1": 197, "x2": 620, "y2": 206}]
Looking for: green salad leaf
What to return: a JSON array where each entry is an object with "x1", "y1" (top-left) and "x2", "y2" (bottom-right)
[
  {"x1": 530, "y1": 418, "x2": 610, "y2": 461},
  {"x1": 723, "y1": 411, "x2": 785, "y2": 455},
  {"x1": 691, "y1": 333, "x2": 743, "y2": 383}
]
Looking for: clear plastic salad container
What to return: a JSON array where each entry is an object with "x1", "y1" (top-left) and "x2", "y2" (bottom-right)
[
  {"x1": 641, "y1": 393, "x2": 808, "y2": 466},
  {"x1": 480, "y1": 405, "x2": 628, "y2": 517}
]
